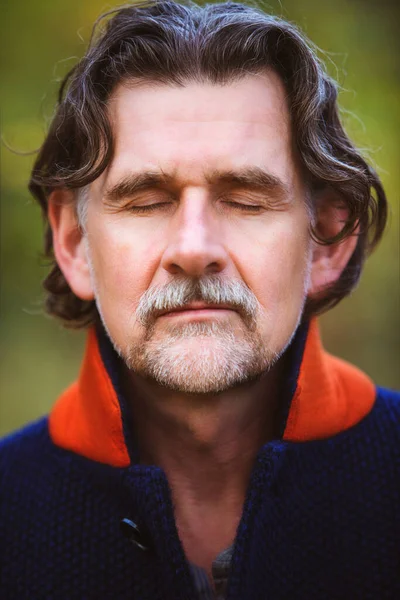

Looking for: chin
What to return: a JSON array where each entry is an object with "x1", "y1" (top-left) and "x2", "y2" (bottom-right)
[
  {"x1": 142, "y1": 363, "x2": 267, "y2": 396},
  {"x1": 125, "y1": 328, "x2": 278, "y2": 395}
]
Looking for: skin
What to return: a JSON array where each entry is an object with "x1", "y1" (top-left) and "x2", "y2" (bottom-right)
[{"x1": 49, "y1": 71, "x2": 357, "y2": 580}]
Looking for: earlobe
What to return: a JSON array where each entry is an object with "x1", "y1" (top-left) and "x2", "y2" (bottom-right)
[
  {"x1": 308, "y1": 196, "x2": 359, "y2": 297},
  {"x1": 48, "y1": 189, "x2": 95, "y2": 301}
]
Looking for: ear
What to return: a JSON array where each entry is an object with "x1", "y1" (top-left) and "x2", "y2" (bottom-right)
[
  {"x1": 48, "y1": 189, "x2": 95, "y2": 301},
  {"x1": 308, "y1": 193, "x2": 359, "y2": 297}
]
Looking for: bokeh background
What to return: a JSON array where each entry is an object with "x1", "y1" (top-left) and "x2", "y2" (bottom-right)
[{"x1": 1, "y1": 0, "x2": 399, "y2": 437}]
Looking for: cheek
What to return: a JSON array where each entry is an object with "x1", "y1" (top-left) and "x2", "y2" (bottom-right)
[
  {"x1": 87, "y1": 222, "x2": 161, "y2": 313},
  {"x1": 246, "y1": 227, "x2": 310, "y2": 350},
  {"x1": 231, "y1": 221, "x2": 310, "y2": 311}
]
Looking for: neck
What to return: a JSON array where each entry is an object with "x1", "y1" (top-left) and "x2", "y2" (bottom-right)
[
  {"x1": 126, "y1": 357, "x2": 286, "y2": 472},
  {"x1": 122, "y1": 356, "x2": 287, "y2": 568}
]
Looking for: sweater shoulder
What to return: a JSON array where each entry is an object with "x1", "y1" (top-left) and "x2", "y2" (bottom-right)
[
  {"x1": 373, "y1": 385, "x2": 400, "y2": 429},
  {"x1": 0, "y1": 417, "x2": 71, "y2": 489},
  {"x1": 0, "y1": 417, "x2": 50, "y2": 460},
  {"x1": 333, "y1": 385, "x2": 400, "y2": 468}
]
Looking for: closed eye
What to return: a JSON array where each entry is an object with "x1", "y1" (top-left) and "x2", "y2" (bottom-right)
[
  {"x1": 126, "y1": 201, "x2": 264, "y2": 214},
  {"x1": 222, "y1": 201, "x2": 263, "y2": 212},
  {"x1": 126, "y1": 202, "x2": 173, "y2": 213}
]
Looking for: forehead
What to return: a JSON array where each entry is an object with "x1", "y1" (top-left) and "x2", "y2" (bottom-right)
[{"x1": 101, "y1": 71, "x2": 296, "y2": 189}]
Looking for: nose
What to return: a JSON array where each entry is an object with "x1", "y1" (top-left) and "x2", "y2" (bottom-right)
[{"x1": 160, "y1": 193, "x2": 228, "y2": 278}]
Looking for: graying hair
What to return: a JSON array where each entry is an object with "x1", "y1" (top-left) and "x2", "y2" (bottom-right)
[
  {"x1": 135, "y1": 275, "x2": 261, "y2": 331},
  {"x1": 28, "y1": 0, "x2": 387, "y2": 328},
  {"x1": 76, "y1": 186, "x2": 90, "y2": 230}
]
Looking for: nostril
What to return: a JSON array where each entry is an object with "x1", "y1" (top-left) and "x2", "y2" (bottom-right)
[{"x1": 206, "y1": 261, "x2": 222, "y2": 274}]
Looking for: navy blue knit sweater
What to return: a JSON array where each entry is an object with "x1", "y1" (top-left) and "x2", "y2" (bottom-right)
[{"x1": 1, "y1": 321, "x2": 400, "y2": 599}]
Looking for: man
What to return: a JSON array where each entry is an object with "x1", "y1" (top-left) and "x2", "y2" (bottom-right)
[{"x1": 0, "y1": 1, "x2": 399, "y2": 598}]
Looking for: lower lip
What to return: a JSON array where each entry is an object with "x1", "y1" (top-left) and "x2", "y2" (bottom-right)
[{"x1": 160, "y1": 309, "x2": 235, "y2": 319}]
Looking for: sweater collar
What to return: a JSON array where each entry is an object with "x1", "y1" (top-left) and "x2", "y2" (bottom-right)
[{"x1": 49, "y1": 318, "x2": 376, "y2": 467}]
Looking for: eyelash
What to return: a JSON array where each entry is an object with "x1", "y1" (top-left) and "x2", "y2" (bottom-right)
[
  {"x1": 223, "y1": 201, "x2": 263, "y2": 212},
  {"x1": 128, "y1": 202, "x2": 170, "y2": 213},
  {"x1": 127, "y1": 201, "x2": 263, "y2": 213}
]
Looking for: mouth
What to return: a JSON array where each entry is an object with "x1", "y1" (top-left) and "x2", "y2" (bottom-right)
[{"x1": 157, "y1": 303, "x2": 237, "y2": 319}]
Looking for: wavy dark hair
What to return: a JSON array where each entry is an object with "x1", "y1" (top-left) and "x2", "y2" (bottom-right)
[{"x1": 29, "y1": 0, "x2": 387, "y2": 328}]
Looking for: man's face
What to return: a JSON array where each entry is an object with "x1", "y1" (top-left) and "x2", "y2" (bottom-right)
[{"x1": 84, "y1": 72, "x2": 312, "y2": 393}]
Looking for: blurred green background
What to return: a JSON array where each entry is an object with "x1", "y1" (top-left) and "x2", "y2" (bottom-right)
[{"x1": 1, "y1": 0, "x2": 399, "y2": 437}]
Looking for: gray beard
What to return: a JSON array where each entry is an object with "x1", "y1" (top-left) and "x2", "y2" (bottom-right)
[
  {"x1": 124, "y1": 320, "x2": 281, "y2": 394},
  {"x1": 88, "y1": 266, "x2": 306, "y2": 394}
]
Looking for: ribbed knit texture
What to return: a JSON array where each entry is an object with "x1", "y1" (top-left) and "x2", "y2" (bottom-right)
[{"x1": 1, "y1": 387, "x2": 400, "y2": 599}]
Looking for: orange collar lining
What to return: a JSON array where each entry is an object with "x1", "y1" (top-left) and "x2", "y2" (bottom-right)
[{"x1": 49, "y1": 319, "x2": 376, "y2": 466}]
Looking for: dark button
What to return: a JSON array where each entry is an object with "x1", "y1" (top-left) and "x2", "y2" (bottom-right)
[{"x1": 120, "y1": 518, "x2": 150, "y2": 551}]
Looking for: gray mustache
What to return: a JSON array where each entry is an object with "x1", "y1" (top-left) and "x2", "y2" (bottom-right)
[{"x1": 135, "y1": 276, "x2": 260, "y2": 329}]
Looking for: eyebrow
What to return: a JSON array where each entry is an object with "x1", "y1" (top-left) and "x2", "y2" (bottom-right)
[
  {"x1": 104, "y1": 171, "x2": 172, "y2": 204},
  {"x1": 103, "y1": 166, "x2": 291, "y2": 204},
  {"x1": 206, "y1": 167, "x2": 290, "y2": 199}
]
